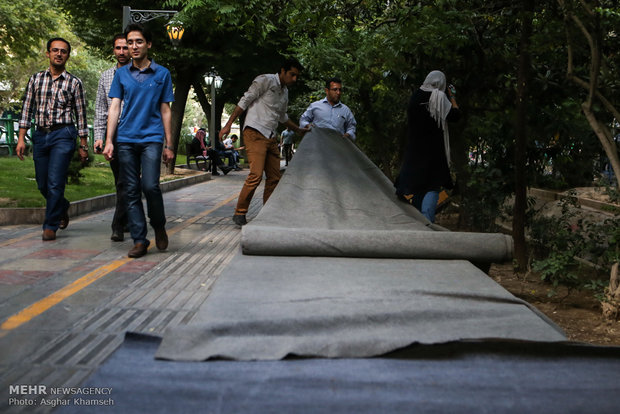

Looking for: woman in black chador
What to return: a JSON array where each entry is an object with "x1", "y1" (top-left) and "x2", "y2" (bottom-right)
[{"x1": 395, "y1": 70, "x2": 460, "y2": 222}]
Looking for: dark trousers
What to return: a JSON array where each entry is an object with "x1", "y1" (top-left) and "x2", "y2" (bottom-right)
[
  {"x1": 32, "y1": 126, "x2": 75, "y2": 231},
  {"x1": 118, "y1": 142, "x2": 166, "y2": 245},
  {"x1": 109, "y1": 148, "x2": 127, "y2": 232},
  {"x1": 283, "y1": 143, "x2": 293, "y2": 165}
]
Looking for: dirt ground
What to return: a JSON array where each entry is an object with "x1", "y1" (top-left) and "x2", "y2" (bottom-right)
[
  {"x1": 436, "y1": 187, "x2": 620, "y2": 347},
  {"x1": 488, "y1": 263, "x2": 620, "y2": 346}
]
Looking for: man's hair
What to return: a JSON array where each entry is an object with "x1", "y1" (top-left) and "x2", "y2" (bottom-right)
[
  {"x1": 47, "y1": 37, "x2": 71, "y2": 54},
  {"x1": 325, "y1": 77, "x2": 342, "y2": 89},
  {"x1": 112, "y1": 33, "x2": 126, "y2": 47},
  {"x1": 230, "y1": 134, "x2": 238, "y2": 140},
  {"x1": 281, "y1": 58, "x2": 303, "y2": 73},
  {"x1": 124, "y1": 23, "x2": 152, "y2": 43}
]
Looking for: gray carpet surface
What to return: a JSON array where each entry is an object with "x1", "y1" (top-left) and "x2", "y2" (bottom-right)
[
  {"x1": 61, "y1": 333, "x2": 620, "y2": 414},
  {"x1": 156, "y1": 255, "x2": 565, "y2": 361},
  {"x1": 157, "y1": 128, "x2": 564, "y2": 361}
]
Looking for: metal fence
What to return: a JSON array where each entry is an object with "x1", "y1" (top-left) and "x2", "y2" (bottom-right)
[{"x1": 0, "y1": 115, "x2": 94, "y2": 156}]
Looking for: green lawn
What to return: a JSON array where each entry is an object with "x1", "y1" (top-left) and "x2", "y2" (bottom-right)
[{"x1": 0, "y1": 154, "x2": 116, "y2": 208}]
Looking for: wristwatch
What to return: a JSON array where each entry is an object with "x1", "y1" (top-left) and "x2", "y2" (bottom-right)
[
  {"x1": 164, "y1": 145, "x2": 174, "y2": 150},
  {"x1": 79, "y1": 145, "x2": 89, "y2": 151}
]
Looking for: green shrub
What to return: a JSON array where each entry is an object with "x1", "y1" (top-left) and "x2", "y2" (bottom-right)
[{"x1": 529, "y1": 191, "x2": 619, "y2": 297}]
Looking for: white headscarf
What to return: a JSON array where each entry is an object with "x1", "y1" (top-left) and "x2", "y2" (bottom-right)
[{"x1": 420, "y1": 70, "x2": 452, "y2": 165}]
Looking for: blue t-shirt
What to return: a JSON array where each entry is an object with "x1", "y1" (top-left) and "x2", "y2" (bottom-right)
[{"x1": 109, "y1": 60, "x2": 175, "y2": 143}]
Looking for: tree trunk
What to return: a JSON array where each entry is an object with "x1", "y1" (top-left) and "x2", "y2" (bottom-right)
[
  {"x1": 193, "y1": 80, "x2": 212, "y2": 134},
  {"x1": 166, "y1": 68, "x2": 193, "y2": 175},
  {"x1": 513, "y1": 0, "x2": 535, "y2": 272},
  {"x1": 559, "y1": 0, "x2": 620, "y2": 189},
  {"x1": 581, "y1": 106, "x2": 620, "y2": 189}
]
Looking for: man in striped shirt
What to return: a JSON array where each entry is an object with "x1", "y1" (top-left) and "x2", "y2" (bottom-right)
[
  {"x1": 94, "y1": 34, "x2": 130, "y2": 242},
  {"x1": 16, "y1": 37, "x2": 89, "y2": 241}
]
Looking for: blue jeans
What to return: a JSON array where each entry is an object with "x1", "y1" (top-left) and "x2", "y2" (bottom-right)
[
  {"x1": 32, "y1": 126, "x2": 75, "y2": 231},
  {"x1": 412, "y1": 191, "x2": 439, "y2": 223},
  {"x1": 118, "y1": 142, "x2": 166, "y2": 245}
]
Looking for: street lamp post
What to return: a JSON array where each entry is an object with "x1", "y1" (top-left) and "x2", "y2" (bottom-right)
[
  {"x1": 122, "y1": 6, "x2": 184, "y2": 46},
  {"x1": 204, "y1": 73, "x2": 223, "y2": 147}
]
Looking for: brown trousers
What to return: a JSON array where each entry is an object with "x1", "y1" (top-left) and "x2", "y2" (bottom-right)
[{"x1": 234, "y1": 128, "x2": 281, "y2": 215}]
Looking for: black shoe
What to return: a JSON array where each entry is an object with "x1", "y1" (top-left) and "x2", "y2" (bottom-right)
[
  {"x1": 212, "y1": 170, "x2": 221, "y2": 176},
  {"x1": 221, "y1": 165, "x2": 233, "y2": 175},
  {"x1": 154, "y1": 227, "x2": 169, "y2": 251},
  {"x1": 232, "y1": 214, "x2": 247, "y2": 227},
  {"x1": 111, "y1": 228, "x2": 124, "y2": 242},
  {"x1": 59, "y1": 208, "x2": 69, "y2": 229}
]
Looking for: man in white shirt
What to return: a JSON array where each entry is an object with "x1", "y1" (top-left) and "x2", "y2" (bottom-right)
[
  {"x1": 299, "y1": 77, "x2": 357, "y2": 140},
  {"x1": 220, "y1": 59, "x2": 309, "y2": 226},
  {"x1": 222, "y1": 134, "x2": 243, "y2": 170}
]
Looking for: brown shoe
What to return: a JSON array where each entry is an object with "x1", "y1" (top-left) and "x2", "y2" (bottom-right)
[
  {"x1": 42, "y1": 229, "x2": 56, "y2": 241},
  {"x1": 128, "y1": 242, "x2": 149, "y2": 258},
  {"x1": 59, "y1": 209, "x2": 69, "y2": 229},
  {"x1": 154, "y1": 227, "x2": 168, "y2": 251}
]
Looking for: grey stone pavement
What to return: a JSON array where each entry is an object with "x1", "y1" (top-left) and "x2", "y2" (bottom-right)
[{"x1": 0, "y1": 168, "x2": 263, "y2": 413}]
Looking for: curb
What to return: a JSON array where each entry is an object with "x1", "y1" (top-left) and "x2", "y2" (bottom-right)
[
  {"x1": 0, "y1": 171, "x2": 211, "y2": 226},
  {"x1": 528, "y1": 188, "x2": 619, "y2": 213}
]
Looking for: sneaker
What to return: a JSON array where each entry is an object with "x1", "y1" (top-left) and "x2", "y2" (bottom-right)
[
  {"x1": 212, "y1": 171, "x2": 221, "y2": 176},
  {"x1": 232, "y1": 214, "x2": 247, "y2": 227},
  {"x1": 221, "y1": 165, "x2": 233, "y2": 175}
]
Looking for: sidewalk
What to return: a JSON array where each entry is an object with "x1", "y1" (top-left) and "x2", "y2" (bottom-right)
[{"x1": 0, "y1": 169, "x2": 262, "y2": 413}]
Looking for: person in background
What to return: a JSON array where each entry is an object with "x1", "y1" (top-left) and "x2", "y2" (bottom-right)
[
  {"x1": 394, "y1": 70, "x2": 460, "y2": 223},
  {"x1": 94, "y1": 33, "x2": 130, "y2": 242},
  {"x1": 192, "y1": 128, "x2": 232, "y2": 175},
  {"x1": 222, "y1": 134, "x2": 244, "y2": 170},
  {"x1": 280, "y1": 126, "x2": 295, "y2": 166}
]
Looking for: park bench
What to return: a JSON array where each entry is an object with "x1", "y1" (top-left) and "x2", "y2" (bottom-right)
[{"x1": 186, "y1": 142, "x2": 211, "y2": 171}]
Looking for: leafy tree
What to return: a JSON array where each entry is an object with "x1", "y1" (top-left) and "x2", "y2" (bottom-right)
[
  {"x1": 0, "y1": 0, "x2": 58, "y2": 110},
  {"x1": 556, "y1": 0, "x2": 620, "y2": 190}
]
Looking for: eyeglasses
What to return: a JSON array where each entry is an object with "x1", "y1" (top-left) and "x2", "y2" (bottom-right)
[{"x1": 51, "y1": 48, "x2": 68, "y2": 55}]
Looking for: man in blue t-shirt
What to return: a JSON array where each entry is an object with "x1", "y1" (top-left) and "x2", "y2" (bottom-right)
[{"x1": 103, "y1": 23, "x2": 175, "y2": 258}]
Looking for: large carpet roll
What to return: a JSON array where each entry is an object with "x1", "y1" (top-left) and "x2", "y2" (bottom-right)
[{"x1": 241, "y1": 127, "x2": 513, "y2": 263}]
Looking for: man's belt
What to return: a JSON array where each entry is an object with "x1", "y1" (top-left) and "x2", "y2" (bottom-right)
[{"x1": 37, "y1": 123, "x2": 73, "y2": 134}]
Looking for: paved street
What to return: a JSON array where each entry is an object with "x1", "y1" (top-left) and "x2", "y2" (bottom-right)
[{"x1": 0, "y1": 170, "x2": 261, "y2": 413}]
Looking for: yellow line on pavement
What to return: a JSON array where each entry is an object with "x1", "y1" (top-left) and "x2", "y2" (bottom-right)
[
  {"x1": 1, "y1": 259, "x2": 130, "y2": 331},
  {"x1": 0, "y1": 232, "x2": 38, "y2": 249},
  {"x1": 0, "y1": 193, "x2": 238, "y2": 333}
]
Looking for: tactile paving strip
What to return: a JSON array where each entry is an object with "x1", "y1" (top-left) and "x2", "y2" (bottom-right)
[{"x1": 0, "y1": 208, "x2": 257, "y2": 414}]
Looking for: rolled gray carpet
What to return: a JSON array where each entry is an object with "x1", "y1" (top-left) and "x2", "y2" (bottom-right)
[{"x1": 241, "y1": 127, "x2": 513, "y2": 263}]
